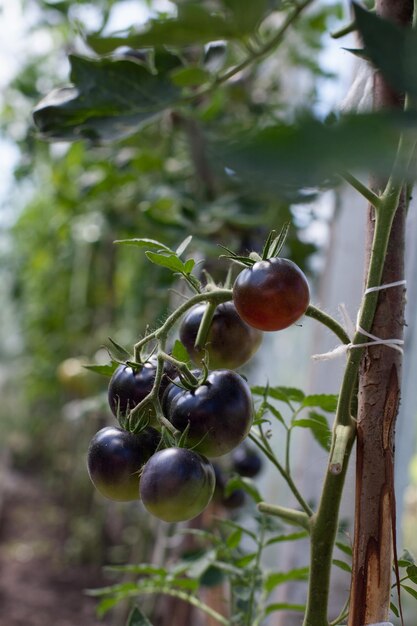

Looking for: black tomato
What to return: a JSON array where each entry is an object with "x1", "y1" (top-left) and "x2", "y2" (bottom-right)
[
  {"x1": 163, "y1": 369, "x2": 253, "y2": 458},
  {"x1": 108, "y1": 357, "x2": 176, "y2": 420},
  {"x1": 231, "y1": 443, "x2": 263, "y2": 478},
  {"x1": 179, "y1": 301, "x2": 262, "y2": 370},
  {"x1": 140, "y1": 448, "x2": 215, "y2": 522},
  {"x1": 87, "y1": 426, "x2": 160, "y2": 501},
  {"x1": 232, "y1": 258, "x2": 310, "y2": 332}
]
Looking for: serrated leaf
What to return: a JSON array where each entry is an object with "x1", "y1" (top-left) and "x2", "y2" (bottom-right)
[
  {"x1": 33, "y1": 53, "x2": 180, "y2": 142},
  {"x1": 83, "y1": 361, "x2": 119, "y2": 377},
  {"x1": 401, "y1": 584, "x2": 417, "y2": 600},
  {"x1": 251, "y1": 386, "x2": 305, "y2": 405},
  {"x1": 145, "y1": 251, "x2": 186, "y2": 272},
  {"x1": 126, "y1": 606, "x2": 153, "y2": 626},
  {"x1": 114, "y1": 238, "x2": 172, "y2": 252},
  {"x1": 302, "y1": 394, "x2": 338, "y2": 412},
  {"x1": 176, "y1": 235, "x2": 193, "y2": 257},
  {"x1": 353, "y1": 3, "x2": 417, "y2": 97},
  {"x1": 264, "y1": 567, "x2": 309, "y2": 592},
  {"x1": 292, "y1": 412, "x2": 331, "y2": 452},
  {"x1": 265, "y1": 602, "x2": 306, "y2": 615},
  {"x1": 170, "y1": 67, "x2": 211, "y2": 87},
  {"x1": 224, "y1": 475, "x2": 262, "y2": 504},
  {"x1": 332, "y1": 558, "x2": 351, "y2": 573},
  {"x1": 87, "y1": 4, "x2": 242, "y2": 52}
]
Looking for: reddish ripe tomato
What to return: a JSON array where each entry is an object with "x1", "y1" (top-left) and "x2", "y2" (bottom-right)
[
  {"x1": 232, "y1": 258, "x2": 310, "y2": 331},
  {"x1": 87, "y1": 426, "x2": 160, "y2": 501},
  {"x1": 140, "y1": 448, "x2": 215, "y2": 522},
  {"x1": 179, "y1": 301, "x2": 262, "y2": 370}
]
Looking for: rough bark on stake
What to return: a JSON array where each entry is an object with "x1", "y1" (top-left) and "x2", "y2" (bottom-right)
[{"x1": 348, "y1": 1, "x2": 413, "y2": 624}]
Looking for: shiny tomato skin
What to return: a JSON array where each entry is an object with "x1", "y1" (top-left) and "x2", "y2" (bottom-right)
[
  {"x1": 179, "y1": 301, "x2": 262, "y2": 370},
  {"x1": 108, "y1": 357, "x2": 175, "y2": 419},
  {"x1": 232, "y1": 258, "x2": 310, "y2": 331},
  {"x1": 140, "y1": 448, "x2": 215, "y2": 522},
  {"x1": 87, "y1": 426, "x2": 160, "y2": 501},
  {"x1": 163, "y1": 369, "x2": 253, "y2": 458}
]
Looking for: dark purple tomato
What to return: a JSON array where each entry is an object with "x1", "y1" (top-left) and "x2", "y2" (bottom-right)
[
  {"x1": 233, "y1": 258, "x2": 310, "y2": 332},
  {"x1": 222, "y1": 488, "x2": 246, "y2": 509},
  {"x1": 108, "y1": 357, "x2": 176, "y2": 420},
  {"x1": 87, "y1": 426, "x2": 160, "y2": 501},
  {"x1": 231, "y1": 443, "x2": 263, "y2": 478},
  {"x1": 179, "y1": 301, "x2": 262, "y2": 370},
  {"x1": 163, "y1": 369, "x2": 253, "y2": 458},
  {"x1": 140, "y1": 448, "x2": 215, "y2": 522}
]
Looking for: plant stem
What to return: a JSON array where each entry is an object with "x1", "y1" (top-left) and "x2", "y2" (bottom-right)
[
  {"x1": 133, "y1": 288, "x2": 232, "y2": 361},
  {"x1": 305, "y1": 305, "x2": 351, "y2": 345},
  {"x1": 258, "y1": 503, "x2": 310, "y2": 530},
  {"x1": 340, "y1": 170, "x2": 382, "y2": 208},
  {"x1": 249, "y1": 433, "x2": 313, "y2": 516},
  {"x1": 301, "y1": 172, "x2": 404, "y2": 625}
]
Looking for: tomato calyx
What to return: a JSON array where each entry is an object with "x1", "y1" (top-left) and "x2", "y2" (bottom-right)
[{"x1": 219, "y1": 223, "x2": 290, "y2": 269}]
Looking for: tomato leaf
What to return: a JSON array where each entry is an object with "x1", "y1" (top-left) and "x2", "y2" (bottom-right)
[
  {"x1": 226, "y1": 528, "x2": 243, "y2": 549},
  {"x1": 353, "y1": 2, "x2": 417, "y2": 97},
  {"x1": 335, "y1": 541, "x2": 352, "y2": 557},
  {"x1": 406, "y1": 564, "x2": 417, "y2": 584},
  {"x1": 401, "y1": 584, "x2": 417, "y2": 600},
  {"x1": 265, "y1": 602, "x2": 306, "y2": 615},
  {"x1": 175, "y1": 235, "x2": 193, "y2": 257},
  {"x1": 107, "y1": 337, "x2": 132, "y2": 360},
  {"x1": 266, "y1": 531, "x2": 309, "y2": 546},
  {"x1": 264, "y1": 567, "x2": 309, "y2": 592},
  {"x1": 126, "y1": 606, "x2": 154, "y2": 626},
  {"x1": 251, "y1": 385, "x2": 305, "y2": 405},
  {"x1": 33, "y1": 53, "x2": 180, "y2": 142},
  {"x1": 171, "y1": 340, "x2": 191, "y2": 365},
  {"x1": 170, "y1": 67, "x2": 211, "y2": 87},
  {"x1": 301, "y1": 394, "x2": 338, "y2": 412},
  {"x1": 292, "y1": 412, "x2": 331, "y2": 452},
  {"x1": 332, "y1": 558, "x2": 351, "y2": 573},
  {"x1": 390, "y1": 601, "x2": 400, "y2": 618},
  {"x1": 87, "y1": 4, "x2": 243, "y2": 52},
  {"x1": 224, "y1": 475, "x2": 262, "y2": 504},
  {"x1": 145, "y1": 251, "x2": 186, "y2": 273},
  {"x1": 83, "y1": 361, "x2": 119, "y2": 377},
  {"x1": 222, "y1": 0, "x2": 268, "y2": 32},
  {"x1": 114, "y1": 238, "x2": 172, "y2": 253}
]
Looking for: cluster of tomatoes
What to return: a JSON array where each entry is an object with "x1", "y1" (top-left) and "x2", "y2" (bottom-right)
[{"x1": 87, "y1": 256, "x2": 310, "y2": 523}]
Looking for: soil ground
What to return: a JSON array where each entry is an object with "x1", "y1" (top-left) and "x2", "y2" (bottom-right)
[{"x1": 0, "y1": 469, "x2": 109, "y2": 626}]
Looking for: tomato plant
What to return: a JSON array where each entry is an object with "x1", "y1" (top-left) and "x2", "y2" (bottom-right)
[
  {"x1": 87, "y1": 426, "x2": 160, "y2": 501},
  {"x1": 233, "y1": 257, "x2": 310, "y2": 332},
  {"x1": 163, "y1": 369, "x2": 253, "y2": 458},
  {"x1": 140, "y1": 447, "x2": 215, "y2": 522},
  {"x1": 179, "y1": 301, "x2": 262, "y2": 369}
]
